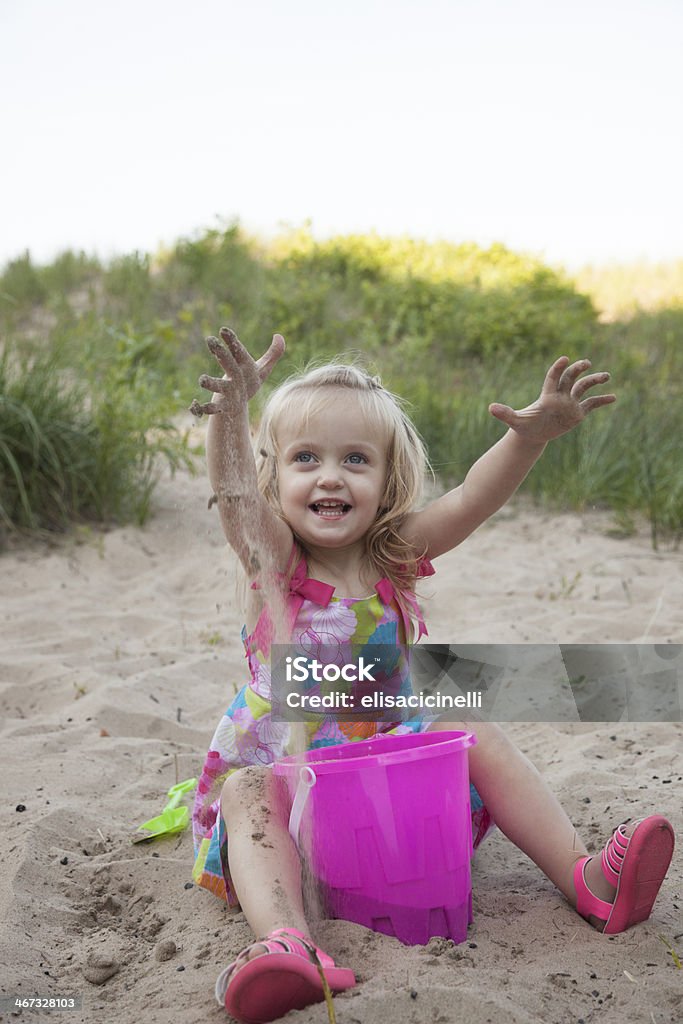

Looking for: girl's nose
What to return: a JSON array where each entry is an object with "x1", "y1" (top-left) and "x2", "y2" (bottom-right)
[{"x1": 316, "y1": 466, "x2": 343, "y2": 489}]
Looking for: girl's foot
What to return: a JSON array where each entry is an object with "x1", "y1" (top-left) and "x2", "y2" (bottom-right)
[
  {"x1": 215, "y1": 927, "x2": 355, "y2": 1024},
  {"x1": 573, "y1": 815, "x2": 674, "y2": 934}
]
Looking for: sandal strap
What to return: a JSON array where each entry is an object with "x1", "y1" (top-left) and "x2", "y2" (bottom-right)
[
  {"x1": 574, "y1": 857, "x2": 615, "y2": 921},
  {"x1": 269, "y1": 928, "x2": 335, "y2": 968},
  {"x1": 574, "y1": 818, "x2": 644, "y2": 925},
  {"x1": 601, "y1": 819, "x2": 640, "y2": 886},
  {"x1": 214, "y1": 927, "x2": 333, "y2": 1006}
]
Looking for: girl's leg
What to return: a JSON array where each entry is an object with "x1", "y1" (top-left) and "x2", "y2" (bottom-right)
[
  {"x1": 428, "y1": 720, "x2": 626, "y2": 927},
  {"x1": 220, "y1": 765, "x2": 310, "y2": 939},
  {"x1": 217, "y1": 766, "x2": 356, "y2": 1022}
]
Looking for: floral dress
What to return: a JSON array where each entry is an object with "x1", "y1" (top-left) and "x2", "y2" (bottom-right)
[{"x1": 191, "y1": 553, "x2": 493, "y2": 905}]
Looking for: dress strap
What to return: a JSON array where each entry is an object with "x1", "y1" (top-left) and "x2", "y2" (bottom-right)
[
  {"x1": 285, "y1": 557, "x2": 336, "y2": 620},
  {"x1": 374, "y1": 555, "x2": 435, "y2": 642},
  {"x1": 416, "y1": 555, "x2": 436, "y2": 579},
  {"x1": 247, "y1": 547, "x2": 434, "y2": 649},
  {"x1": 247, "y1": 546, "x2": 336, "y2": 654}
]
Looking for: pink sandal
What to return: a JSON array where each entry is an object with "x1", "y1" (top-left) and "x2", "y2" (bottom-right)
[
  {"x1": 215, "y1": 927, "x2": 356, "y2": 1024},
  {"x1": 573, "y1": 814, "x2": 675, "y2": 934}
]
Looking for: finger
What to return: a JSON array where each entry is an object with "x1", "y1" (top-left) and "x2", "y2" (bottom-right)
[
  {"x1": 219, "y1": 326, "x2": 250, "y2": 364},
  {"x1": 206, "y1": 334, "x2": 239, "y2": 373},
  {"x1": 558, "y1": 357, "x2": 591, "y2": 391},
  {"x1": 189, "y1": 399, "x2": 222, "y2": 417},
  {"x1": 198, "y1": 373, "x2": 234, "y2": 395},
  {"x1": 570, "y1": 371, "x2": 610, "y2": 400},
  {"x1": 540, "y1": 356, "x2": 570, "y2": 394},
  {"x1": 489, "y1": 402, "x2": 519, "y2": 427},
  {"x1": 579, "y1": 394, "x2": 617, "y2": 414},
  {"x1": 256, "y1": 333, "x2": 286, "y2": 382}
]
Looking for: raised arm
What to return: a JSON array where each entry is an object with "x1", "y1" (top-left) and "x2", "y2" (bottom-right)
[
  {"x1": 403, "y1": 356, "x2": 616, "y2": 560},
  {"x1": 191, "y1": 327, "x2": 292, "y2": 575}
]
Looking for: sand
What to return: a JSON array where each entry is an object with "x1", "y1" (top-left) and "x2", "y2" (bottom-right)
[{"x1": 1, "y1": 462, "x2": 681, "y2": 1024}]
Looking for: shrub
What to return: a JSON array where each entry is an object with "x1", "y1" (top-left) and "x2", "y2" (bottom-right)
[
  {"x1": 5, "y1": 225, "x2": 681, "y2": 542},
  {"x1": 0, "y1": 342, "x2": 190, "y2": 535}
]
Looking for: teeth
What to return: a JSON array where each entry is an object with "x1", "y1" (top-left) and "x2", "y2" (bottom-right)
[{"x1": 311, "y1": 501, "x2": 349, "y2": 517}]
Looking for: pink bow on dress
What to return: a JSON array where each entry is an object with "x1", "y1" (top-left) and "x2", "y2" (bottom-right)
[
  {"x1": 374, "y1": 577, "x2": 429, "y2": 642},
  {"x1": 285, "y1": 558, "x2": 336, "y2": 625},
  {"x1": 249, "y1": 553, "x2": 433, "y2": 650}
]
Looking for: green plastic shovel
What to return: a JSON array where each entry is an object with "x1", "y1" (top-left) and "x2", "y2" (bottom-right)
[{"x1": 133, "y1": 777, "x2": 197, "y2": 842}]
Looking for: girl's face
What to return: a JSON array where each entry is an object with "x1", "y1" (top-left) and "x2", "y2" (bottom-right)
[{"x1": 275, "y1": 392, "x2": 388, "y2": 553}]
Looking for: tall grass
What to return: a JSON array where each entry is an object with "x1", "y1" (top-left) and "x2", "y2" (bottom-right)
[
  {"x1": 387, "y1": 353, "x2": 682, "y2": 547},
  {"x1": 1, "y1": 225, "x2": 681, "y2": 544},
  {"x1": 0, "y1": 342, "x2": 191, "y2": 537}
]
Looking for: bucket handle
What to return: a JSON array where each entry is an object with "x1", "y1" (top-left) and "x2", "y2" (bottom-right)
[{"x1": 287, "y1": 766, "x2": 317, "y2": 848}]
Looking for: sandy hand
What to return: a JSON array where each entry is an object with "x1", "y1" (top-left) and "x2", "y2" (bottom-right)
[
  {"x1": 488, "y1": 356, "x2": 616, "y2": 444},
  {"x1": 190, "y1": 327, "x2": 286, "y2": 416}
]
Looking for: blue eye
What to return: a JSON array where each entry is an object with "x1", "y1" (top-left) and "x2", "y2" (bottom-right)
[
  {"x1": 346, "y1": 453, "x2": 367, "y2": 464},
  {"x1": 294, "y1": 452, "x2": 315, "y2": 463}
]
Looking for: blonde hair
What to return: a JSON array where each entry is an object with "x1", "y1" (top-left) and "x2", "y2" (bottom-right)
[{"x1": 254, "y1": 362, "x2": 431, "y2": 639}]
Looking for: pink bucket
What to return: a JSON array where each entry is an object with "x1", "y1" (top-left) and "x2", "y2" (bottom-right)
[{"x1": 274, "y1": 730, "x2": 476, "y2": 945}]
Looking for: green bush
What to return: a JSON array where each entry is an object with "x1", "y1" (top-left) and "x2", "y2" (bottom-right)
[
  {"x1": 2, "y1": 225, "x2": 681, "y2": 542},
  {"x1": 0, "y1": 342, "x2": 191, "y2": 535},
  {"x1": 267, "y1": 233, "x2": 597, "y2": 362}
]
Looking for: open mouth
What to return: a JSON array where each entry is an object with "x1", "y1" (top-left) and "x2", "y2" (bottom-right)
[{"x1": 309, "y1": 501, "x2": 352, "y2": 518}]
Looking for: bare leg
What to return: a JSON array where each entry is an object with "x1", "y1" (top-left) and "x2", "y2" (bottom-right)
[
  {"x1": 428, "y1": 720, "x2": 622, "y2": 927},
  {"x1": 220, "y1": 766, "x2": 310, "y2": 941},
  {"x1": 216, "y1": 765, "x2": 356, "y2": 1020}
]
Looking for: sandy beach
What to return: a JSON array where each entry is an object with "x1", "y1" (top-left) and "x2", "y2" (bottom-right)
[{"x1": 1, "y1": 457, "x2": 681, "y2": 1024}]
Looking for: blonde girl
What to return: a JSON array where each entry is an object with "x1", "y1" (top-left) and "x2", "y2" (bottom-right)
[{"x1": 190, "y1": 328, "x2": 674, "y2": 1024}]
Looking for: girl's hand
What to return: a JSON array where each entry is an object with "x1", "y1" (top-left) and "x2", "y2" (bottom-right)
[
  {"x1": 488, "y1": 356, "x2": 616, "y2": 444},
  {"x1": 190, "y1": 327, "x2": 285, "y2": 416}
]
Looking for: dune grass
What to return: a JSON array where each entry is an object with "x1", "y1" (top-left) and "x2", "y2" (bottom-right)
[
  {"x1": 0, "y1": 342, "x2": 190, "y2": 537},
  {"x1": 1, "y1": 226, "x2": 681, "y2": 544}
]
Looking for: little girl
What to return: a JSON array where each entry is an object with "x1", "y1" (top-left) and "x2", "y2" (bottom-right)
[{"x1": 190, "y1": 327, "x2": 674, "y2": 1024}]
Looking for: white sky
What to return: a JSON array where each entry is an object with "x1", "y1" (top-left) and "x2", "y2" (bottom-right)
[{"x1": 2, "y1": 0, "x2": 682, "y2": 270}]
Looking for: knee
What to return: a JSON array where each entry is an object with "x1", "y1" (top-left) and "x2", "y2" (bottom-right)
[{"x1": 220, "y1": 765, "x2": 269, "y2": 813}]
